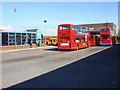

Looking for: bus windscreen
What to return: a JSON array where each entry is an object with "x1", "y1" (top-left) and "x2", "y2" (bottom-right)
[{"x1": 101, "y1": 34, "x2": 109, "y2": 39}]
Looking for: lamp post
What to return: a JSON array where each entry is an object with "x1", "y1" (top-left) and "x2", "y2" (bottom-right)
[
  {"x1": 14, "y1": 8, "x2": 17, "y2": 49},
  {"x1": 106, "y1": 20, "x2": 109, "y2": 28},
  {"x1": 44, "y1": 20, "x2": 47, "y2": 45}
]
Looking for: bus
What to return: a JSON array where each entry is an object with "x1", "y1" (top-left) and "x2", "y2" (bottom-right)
[
  {"x1": 100, "y1": 28, "x2": 116, "y2": 45},
  {"x1": 48, "y1": 38, "x2": 58, "y2": 46},
  {"x1": 44, "y1": 37, "x2": 50, "y2": 45},
  {"x1": 58, "y1": 24, "x2": 91, "y2": 50},
  {"x1": 89, "y1": 35, "x2": 97, "y2": 46}
]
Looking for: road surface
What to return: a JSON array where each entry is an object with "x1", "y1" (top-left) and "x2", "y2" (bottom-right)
[{"x1": 2, "y1": 45, "x2": 119, "y2": 88}]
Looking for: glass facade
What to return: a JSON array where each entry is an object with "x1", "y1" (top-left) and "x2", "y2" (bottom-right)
[{"x1": 0, "y1": 29, "x2": 43, "y2": 47}]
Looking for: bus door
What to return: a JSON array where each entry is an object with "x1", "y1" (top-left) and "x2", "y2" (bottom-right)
[
  {"x1": 96, "y1": 35, "x2": 100, "y2": 45},
  {"x1": 90, "y1": 35, "x2": 96, "y2": 45}
]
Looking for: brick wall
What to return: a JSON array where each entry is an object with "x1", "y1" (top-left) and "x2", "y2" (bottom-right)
[{"x1": 0, "y1": 44, "x2": 37, "y2": 50}]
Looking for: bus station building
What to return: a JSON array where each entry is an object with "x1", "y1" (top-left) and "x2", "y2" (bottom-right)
[
  {"x1": 78, "y1": 23, "x2": 116, "y2": 35},
  {"x1": 0, "y1": 29, "x2": 43, "y2": 50}
]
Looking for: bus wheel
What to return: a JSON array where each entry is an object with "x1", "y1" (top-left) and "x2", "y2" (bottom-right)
[{"x1": 76, "y1": 45, "x2": 79, "y2": 50}]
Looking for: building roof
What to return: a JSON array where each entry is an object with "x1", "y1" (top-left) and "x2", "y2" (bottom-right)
[
  {"x1": 0, "y1": 29, "x2": 3, "y2": 31},
  {"x1": 0, "y1": 31, "x2": 36, "y2": 33},
  {"x1": 78, "y1": 23, "x2": 116, "y2": 29}
]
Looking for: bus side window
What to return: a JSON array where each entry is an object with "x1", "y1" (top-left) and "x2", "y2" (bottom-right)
[
  {"x1": 75, "y1": 26, "x2": 78, "y2": 31},
  {"x1": 87, "y1": 28, "x2": 89, "y2": 31},
  {"x1": 81, "y1": 38, "x2": 85, "y2": 42},
  {"x1": 80, "y1": 27, "x2": 82, "y2": 31},
  {"x1": 78, "y1": 27, "x2": 80, "y2": 31},
  {"x1": 86, "y1": 28, "x2": 89, "y2": 31},
  {"x1": 82, "y1": 27, "x2": 86, "y2": 31},
  {"x1": 87, "y1": 28, "x2": 88, "y2": 31},
  {"x1": 72, "y1": 26, "x2": 75, "y2": 31},
  {"x1": 74, "y1": 38, "x2": 80, "y2": 43}
]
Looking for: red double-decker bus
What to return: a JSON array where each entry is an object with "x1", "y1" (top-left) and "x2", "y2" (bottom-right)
[
  {"x1": 100, "y1": 28, "x2": 116, "y2": 45},
  {"x1": 58, "y1": 24, "x2": 91, "y2": 50}
]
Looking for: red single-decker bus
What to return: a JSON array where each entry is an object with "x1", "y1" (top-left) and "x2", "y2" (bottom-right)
[{"x1": 58, "y1": 24, "x2": 91, "y2": 50}]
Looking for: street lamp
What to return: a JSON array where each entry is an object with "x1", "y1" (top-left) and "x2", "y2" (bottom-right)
[
  {"x1": 44, "y1": 20, "x2": 47, "y2": 23},
  {"x1": 44, "y1": 20, "x2": 47, "y2": 45},
  {"x1": 106, "y1": 20, "x2": 109, "y2": 28},
  {"x1": 14, "y1": 8, "x2": 17, "y2": 49}
]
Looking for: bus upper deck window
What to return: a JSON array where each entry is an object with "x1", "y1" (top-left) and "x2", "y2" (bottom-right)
[
  {"x1": 87, "y1": 28, "x2": 89, "y2": 31},
  {"x1": 60, "y1": 25, "x2": 69, "y2": 30},
  {"x1": 72, "y1": 26, "x2": 75, "y2": 31},
  {"x1": 82, "y1": 27, "x2": 86, "y2": 31},
  {"x1": 79, "y1": 27, "x2": 83, "y2": 31},
  {"x1": 75, "y1": 26, "x2": 79, "y2": 31},
  {"x1": 101, "y1": 30, "x2": 109, "y2": 32}
]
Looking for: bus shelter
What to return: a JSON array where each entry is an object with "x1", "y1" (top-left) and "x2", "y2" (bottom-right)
[{"x1": 0, "y1": 29, "x2": 43, "y2": 47}]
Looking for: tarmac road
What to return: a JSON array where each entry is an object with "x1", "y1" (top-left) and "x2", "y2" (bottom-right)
[{"x1": 2, "y1": 45, "x2": 119, "y2": 88}]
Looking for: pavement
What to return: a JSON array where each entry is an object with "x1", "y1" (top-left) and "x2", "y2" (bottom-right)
[
  {"x1": 0, "y1": 46, "x2": 55, "y2": 53},
  {"x1": 2, "y1": 44, "x2": 119, "y2": 88}
]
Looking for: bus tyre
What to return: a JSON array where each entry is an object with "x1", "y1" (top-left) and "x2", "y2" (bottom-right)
[{"x1": 76, "y1": 45, "x2": 79, "y2": 50}]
